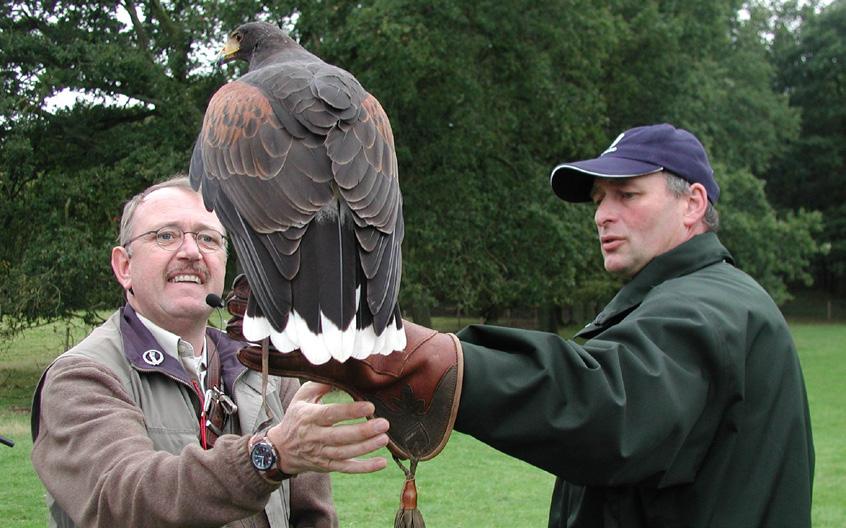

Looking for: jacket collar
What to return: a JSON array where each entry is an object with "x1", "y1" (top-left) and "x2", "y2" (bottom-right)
[
  {"x1": 119, "y1": 305, "x2": 246, "y2": 392},
  {"x1": 576, "y1": 232, "x2": 733, "y2": 339}
]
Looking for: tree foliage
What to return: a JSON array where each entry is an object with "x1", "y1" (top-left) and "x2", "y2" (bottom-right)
[
  {"x1": 768, "y1": 0, "x2": 846, "y2": 292},
  {"x1": 291, "y1": 0, "x2": 616, "y2": 321},
  {"x1": 0, "y1": 0, "x2": 277, "y2": 332},
  {"x1": 716, "y1": 163, "x2": 823, "y2": 304},
  {"x1": 0, "y1": 0, "x2": 832, "y2": 336}
]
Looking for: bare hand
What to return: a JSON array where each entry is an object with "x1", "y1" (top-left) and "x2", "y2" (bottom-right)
[{"x1": 266, "y1": 382, "x2": 389, "y2": 475}]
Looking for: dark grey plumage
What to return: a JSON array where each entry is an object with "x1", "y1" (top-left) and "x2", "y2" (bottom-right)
[{"x1": 189, "y1": 22, "x2": 404, "y2": 364}]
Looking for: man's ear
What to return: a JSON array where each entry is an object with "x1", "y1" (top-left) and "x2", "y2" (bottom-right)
[
  {"x1": 111, "y1": 246, "x2": 132, "y2": 292},
  {"x1": 684, "y1": 183, "x2": 709, "y2": 228}
]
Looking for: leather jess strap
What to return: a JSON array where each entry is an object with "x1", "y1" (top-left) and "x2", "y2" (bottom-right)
[{"x1": 202, "y1": 339, "x2": 237, "y2": 448}]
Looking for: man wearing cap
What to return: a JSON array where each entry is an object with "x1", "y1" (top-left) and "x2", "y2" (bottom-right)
[
  {"x1": 453, "y1": 124, "x2": 813, "y2": 527},
  {"x1": 226, "y1": 124, "x2": 814, "y2": 527}
]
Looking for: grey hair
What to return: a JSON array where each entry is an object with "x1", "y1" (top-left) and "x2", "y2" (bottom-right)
[
  {"x1": 664, "y1": 172, "x2": 720, "y2": 232},
  {"x1": 118, "y1": 176, "x2": 202, "y2": 246}
]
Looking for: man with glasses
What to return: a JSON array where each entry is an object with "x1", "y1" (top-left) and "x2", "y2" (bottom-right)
[{"x1": 31, "y1": 176, "x2": 390, "y2": 527}]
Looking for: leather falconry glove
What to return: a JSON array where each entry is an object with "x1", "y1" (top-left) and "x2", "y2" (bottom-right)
[{"x1": 223, "y1": 274, "x2": 464, "y2": 462}]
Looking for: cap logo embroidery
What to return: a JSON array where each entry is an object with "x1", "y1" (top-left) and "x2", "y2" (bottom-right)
[
  {"x1": 142, "y1": 349, "x2": 165, "y2": 366},
  {"x1": 601, "y1": 132, "x2": 625, "y2": 156}
]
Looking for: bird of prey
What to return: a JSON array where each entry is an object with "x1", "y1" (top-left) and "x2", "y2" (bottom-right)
[{"x1": 189, "y1": 21, "x2": 405, "y2": 365}]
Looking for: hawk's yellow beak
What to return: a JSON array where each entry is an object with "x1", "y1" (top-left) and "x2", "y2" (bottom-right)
[{"x1": 216, "y1": 37, "x2": 241, "y2": 66}]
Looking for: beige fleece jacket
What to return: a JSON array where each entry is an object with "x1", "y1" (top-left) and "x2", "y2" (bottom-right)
[{"x1": 32, "y1": 350, "x2": 337, "y2": 527}]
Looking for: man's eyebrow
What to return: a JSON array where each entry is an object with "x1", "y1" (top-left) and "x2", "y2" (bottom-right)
[
  {"x1": 590, "y1": 178, "x2": 617, "y2": 195},
  {"x1": 197, "y1": 223, "x2": 226, "y2": 233},
  {"x1": 153, "y1": 222, "x2": 225, "y2": 232}
]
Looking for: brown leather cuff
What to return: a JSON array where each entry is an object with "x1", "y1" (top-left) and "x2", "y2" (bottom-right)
[{"x1": 237, "y1": 321, "x2": 463, "y2": 461}]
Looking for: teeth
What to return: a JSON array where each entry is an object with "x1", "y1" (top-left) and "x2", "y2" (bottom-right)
[{"x1": 172, "y1": 275, "x2": 201, "y2": 284}]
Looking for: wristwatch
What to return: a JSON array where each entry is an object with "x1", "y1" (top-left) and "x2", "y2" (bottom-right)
[{"x1": 248, "y1": 435, "x2": 291, "y2": 482}]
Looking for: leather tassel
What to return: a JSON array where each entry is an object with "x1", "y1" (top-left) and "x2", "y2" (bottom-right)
[{"x1": 394, "y1": 457, "x2": 425, "y2": 527}]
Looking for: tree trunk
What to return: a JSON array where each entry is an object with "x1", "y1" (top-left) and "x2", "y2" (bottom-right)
[{"x1": 538, "y1": 303, "x2": 560, "y2": 334}]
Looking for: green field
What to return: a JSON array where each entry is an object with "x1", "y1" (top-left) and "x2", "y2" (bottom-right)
[{"x1": 1, "y1": 320, "x2": 843, "y2": 526}]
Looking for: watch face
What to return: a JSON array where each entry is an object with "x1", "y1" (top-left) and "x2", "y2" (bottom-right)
[{"x1": 250, "y1": 440, "x2": 277, "y2": 471}]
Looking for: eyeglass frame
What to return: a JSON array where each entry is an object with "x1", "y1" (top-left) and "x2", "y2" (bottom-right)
[{"x1": 123, "y1": 225, "x2": 228, "y2": 254}]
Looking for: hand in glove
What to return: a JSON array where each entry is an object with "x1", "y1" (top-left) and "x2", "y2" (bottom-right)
[{"x1": 224, "y1": 274, "x2": 463, "y2": 462}]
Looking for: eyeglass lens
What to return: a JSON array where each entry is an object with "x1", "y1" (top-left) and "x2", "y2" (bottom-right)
[{"x1": 154, "y1": 227, "x2": 225, "y2": 252}]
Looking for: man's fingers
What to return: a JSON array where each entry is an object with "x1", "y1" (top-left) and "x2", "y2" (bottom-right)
[
  {"x1": 326, "y1": 455, "x2": 388, "y2": 474},
  {"x1": 315, "y1": 427, "x2": 390, "y2": 461},
  {"x1": 272, "y1": 422, "x2": 390, "y2": 475},
  {"x1": 293, "y1": 382, "x2": 377, "y2": 425},
  {"x1": 293, "y1": 381, "x2": 333, "y2": 404},
  {"x1": 272, "y1": 382, "x2": 392, "y2": 475},
  {"x1": 316, "y1": 399, "x2": 377, "y2": 426},
  {"x1": 318, "y1": 416, "x2": 389, "y2": 446}
]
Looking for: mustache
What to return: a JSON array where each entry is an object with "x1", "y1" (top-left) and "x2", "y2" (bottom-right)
[{"x1": 166, "y1": 265, "x2": 210, "y2": 283}]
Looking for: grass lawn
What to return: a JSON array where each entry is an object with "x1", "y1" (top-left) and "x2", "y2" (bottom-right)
[
  {"x1": 330, "y1": 429, "x2": 555, "y2": 527},
  {"x1": 792, "y1": 324, "x2": 846, "y2": 528},
  {"x1": 1, "y1": 319, "x2": 843, "y2": 526}
]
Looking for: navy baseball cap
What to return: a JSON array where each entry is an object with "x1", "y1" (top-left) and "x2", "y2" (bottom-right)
[{"x1": 549, "y1": 124, "x2": 719, "y2": 203}]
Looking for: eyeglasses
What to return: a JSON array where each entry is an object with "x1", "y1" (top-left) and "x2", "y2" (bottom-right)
[{"x1": 124, "y1": 226, "x2": 228, "y2": 254}]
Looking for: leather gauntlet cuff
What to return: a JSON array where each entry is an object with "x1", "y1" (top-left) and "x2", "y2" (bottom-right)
[{"x1": 237, "y1": 321, "x2": 463, "y2": 461}]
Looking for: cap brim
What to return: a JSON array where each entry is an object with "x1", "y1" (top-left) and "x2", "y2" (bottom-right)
[{"x1": 550, "y1": 157, "x2": 663, "y2": 202}]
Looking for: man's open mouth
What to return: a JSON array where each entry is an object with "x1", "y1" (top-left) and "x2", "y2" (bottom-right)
[{"x1": 170, "y1": 274, "x2": 202, "y2": 284}]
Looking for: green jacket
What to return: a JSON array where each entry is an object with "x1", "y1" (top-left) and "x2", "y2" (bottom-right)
[{"x1": 455, "y1": 232, "x2": 814, "y2": 527}]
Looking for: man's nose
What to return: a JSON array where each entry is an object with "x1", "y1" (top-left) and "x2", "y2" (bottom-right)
[
  {"x1": 177, "y1": 233, "x2": 203, "y2": 258},
  {"x1": 595, "y1": 200, "x2": 614, "y2": 228}
]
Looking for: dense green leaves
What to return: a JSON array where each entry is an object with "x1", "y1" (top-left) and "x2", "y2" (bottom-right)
[
  {"x1": 291, "y1": 0, "x2": 616, "y2": 321},
  {"x1": 716, "y1": 163, "x2": 823, "y2": 304},
  {"x1": 768, "y1": 0, "x2": 846, "y2": 292},
  {"x1": 0, "y1": 0, "x2": 835, "y2": 335}
]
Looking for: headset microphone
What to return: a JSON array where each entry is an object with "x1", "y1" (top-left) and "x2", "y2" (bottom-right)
[{"x1": 205, "y1": 293, "x2": 225, "y2": 309}]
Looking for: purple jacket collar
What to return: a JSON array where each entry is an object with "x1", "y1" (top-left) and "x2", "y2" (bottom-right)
[{"x1": 119, "y1": 305, "x2": 246, "y2": 394}]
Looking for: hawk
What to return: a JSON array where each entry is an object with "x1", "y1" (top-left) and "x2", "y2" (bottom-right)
[{"x1": 190, "y1": 21, "x2": 405, "y2": 365}]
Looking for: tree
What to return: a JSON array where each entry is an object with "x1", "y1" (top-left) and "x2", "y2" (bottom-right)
[
  {"x1": 0, "y1": 0, "x2": 242, "y2": 329},
  {"x1": 0, "y1": 1, "x2": 279, "y2": 334},
  {"x1": 0, "y1": 0, "x2": 829, "y2": 337},
  {"x1": 291, "y1": 0, "x2": 619, "y2": 324},
  {"x1": 716, "y1": 163, "x2": 823, "y2": 304},
  {"x1": 768, "y1": 0, "x2": 846, "y2": 292},
  {"x1": 601, "y1": 0, "x2": 800, "y2": 174}
]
